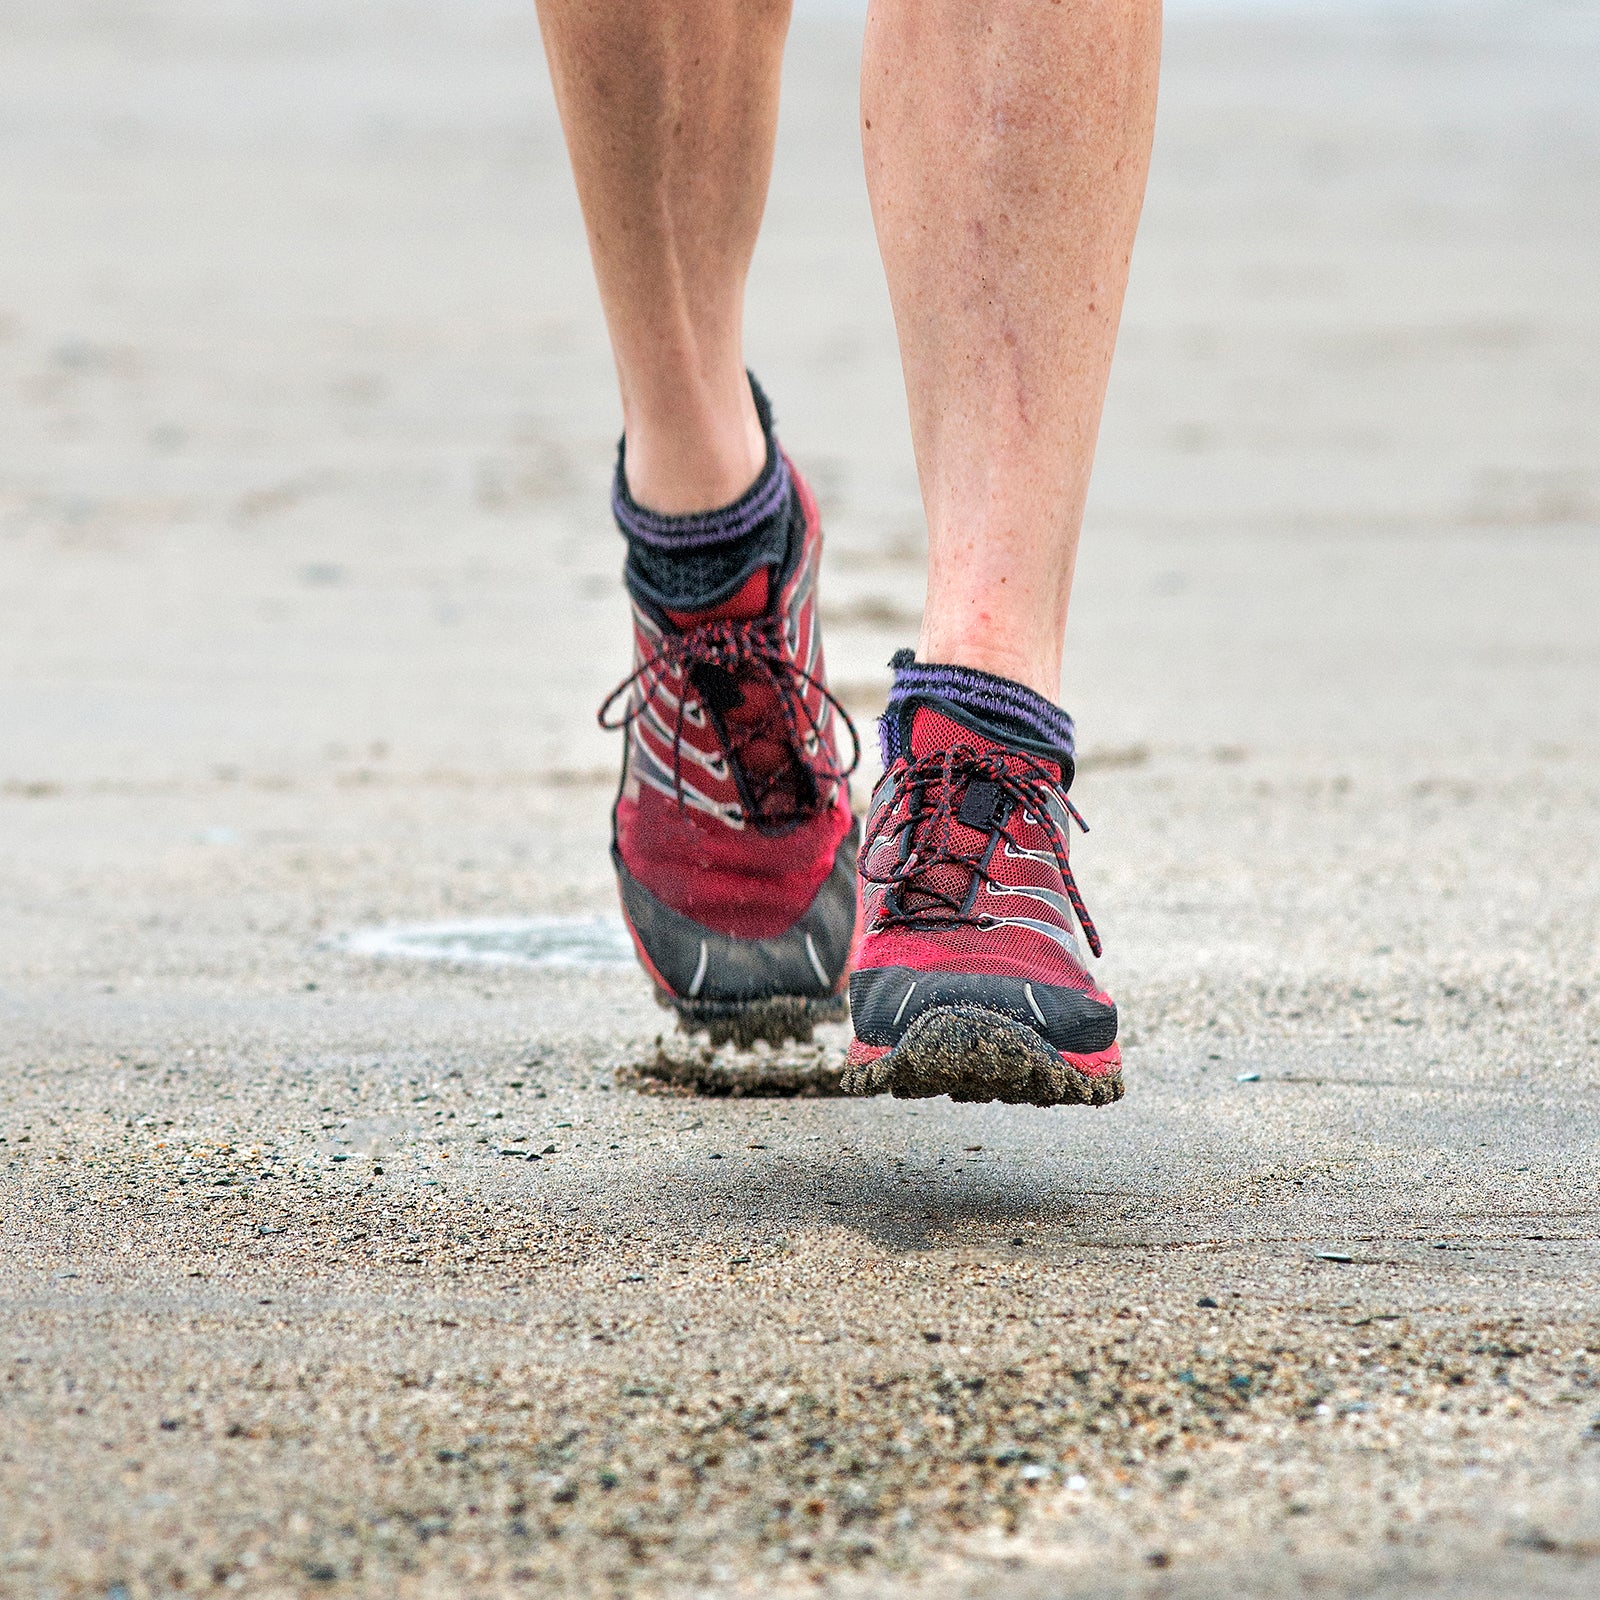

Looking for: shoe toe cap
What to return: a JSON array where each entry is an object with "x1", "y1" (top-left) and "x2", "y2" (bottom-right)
[{"x1": 849, "y1": 963, "x2": 1117, "y2": 1055}]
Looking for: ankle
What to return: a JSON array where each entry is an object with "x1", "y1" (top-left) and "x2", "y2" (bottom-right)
[
  {"x1": 614, "y1": 375, "x2": 793, "y2": 615},
  {"x1": 620, "y1": 382, "x2": 767, "y2": 515}
]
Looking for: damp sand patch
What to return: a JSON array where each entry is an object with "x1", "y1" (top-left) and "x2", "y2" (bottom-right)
[
  {"x1": 620, "y1": 1031, "x2": 848, "y2": 1098},
  {"x1": 327, "y1": 915, "x2": 637, "y2": 970}
]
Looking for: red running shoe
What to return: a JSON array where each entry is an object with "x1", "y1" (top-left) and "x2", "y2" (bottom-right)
[
  {"x1": 843, "y1": 703, "x2": 1121, "y2": 1106},
  {"x1": 598, "y1": 463, "x2": 859, "y2": 1045}
]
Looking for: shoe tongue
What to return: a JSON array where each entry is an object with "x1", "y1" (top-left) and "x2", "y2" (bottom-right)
[
  {"x1": 904, "y1": 701, "x2": 1067, "y2": 784},
  {"x1": 888, "y1": 706, "x2": 1005, "y2": 919},
  {"x1": 662, "y1": 567, "x2": 771, "y2": 629},
  {"x1": 661, "y1": 564, "x2": 819, "y2": 828},
  {"x1": 907, "y1": 704, "x2": 1011, "y2": 763}
]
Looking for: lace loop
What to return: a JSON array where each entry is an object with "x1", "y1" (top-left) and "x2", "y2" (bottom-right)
[
  {"x1": 862, "y1": 742, "x2": 1102, "y2": 958},
  {"x1": 598, "y1": 615, "x2": 859, "y2": 832}
]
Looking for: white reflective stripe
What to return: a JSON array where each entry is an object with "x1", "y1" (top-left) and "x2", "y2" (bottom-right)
[
  {"x1": 1024, "y1": 983, "x2": 1047, "y2": 1026},
  {"x1": 804, "y1": 933, "x2": 831, "y2": 988},
  {"x1": 1042, "y1": 788, "x2": 1076, "y2": 839},
  {"x1": 986, "y1": 881, "x2": 1077, "y2": 921},
  {"x1": 1002, "y1": 840, "x2": 1056, "y2": 865},
  {"x1": 638, "y1": 702, "x2": 727, "y2": 776},
  {"x1": 632, "y1": 762, "x2": 740, "y2": 824},
  {"x1": 687, "y1": 939, "x2": 709, "y2": 998},
  {"x1": 630, "y1": 740, "x2": 745, "y2": 826},
  {"x1": 648, "y1": 677, "x2": 705, "y2": 726},
  {"x1": 892, "y1": 980, "x2": 918, "y2": 1025},
  {"x1": 985, "y1": 916, "x2": 1084, "y2": 962}
]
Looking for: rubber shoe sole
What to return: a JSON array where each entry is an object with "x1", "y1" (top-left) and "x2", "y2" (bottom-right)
[{"x1": 841, "y1": 1004, "x2": 1122, "y2": 1107}]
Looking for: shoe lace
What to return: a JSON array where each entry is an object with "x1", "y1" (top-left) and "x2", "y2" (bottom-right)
[
  {"x1": 597, "y1": 615, "x2": 860, "y2": 833},
  {"x1": 861, "y1": 742, "x2": 1102, "y2": 958}
]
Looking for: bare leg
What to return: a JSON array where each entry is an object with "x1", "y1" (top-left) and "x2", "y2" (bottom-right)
[
  {"x1": 535, "y1": 0, "x2": 791, "y2": 513},
  {"x1": 863, "y1": 0, "x2": 1161, "y2": 701}
]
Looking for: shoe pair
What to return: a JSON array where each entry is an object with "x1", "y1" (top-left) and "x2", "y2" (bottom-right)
[{"x1": 598, "y1": 459, "x2": 1120, "y2": 1109}]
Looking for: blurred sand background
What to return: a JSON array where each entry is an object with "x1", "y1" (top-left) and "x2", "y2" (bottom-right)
[{"x1": 1, "y1": 1, "x2": 1599, "y2": 1596}]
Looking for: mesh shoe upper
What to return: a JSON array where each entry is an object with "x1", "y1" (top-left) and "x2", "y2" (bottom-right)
[
  {"x1": 600, "y1": 461, "x2": 858, "y2": 962},
  {"x1": 851, "y1": 703, "x2": 1116, "y2": 1051}
]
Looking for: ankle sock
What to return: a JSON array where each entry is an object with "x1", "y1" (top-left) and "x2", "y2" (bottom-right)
[
  {"x1": 614, "y1": 374, "x2": 794, "y2": 615},
  {"x1": 880, "y1": 648, "x2": 1077, "y2": 767}
]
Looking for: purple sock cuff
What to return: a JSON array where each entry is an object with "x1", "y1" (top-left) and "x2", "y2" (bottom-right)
[
  {"x1": 612, "y1": 375, "x2": 790, "y2": 551},
  {"x1": 612, "y1": 449, "x2": 791, "y2": 551},
  {"x1": 880, "y1": 652, "x2": 1076, "y2": 765}
]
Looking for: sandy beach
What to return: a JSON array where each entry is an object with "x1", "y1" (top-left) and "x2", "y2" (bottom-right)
[{"x1": 2, "y1": 2, "x2": 1598, "y2": 1595}]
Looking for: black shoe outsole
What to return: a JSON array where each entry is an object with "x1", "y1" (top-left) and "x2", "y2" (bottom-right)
[
  {"x1": 656, "y1": 988, "x2": 848, "y2": 1049},
  {"x1": 840, "y1": 1004, "x2": 1124, "y2": 1108}
]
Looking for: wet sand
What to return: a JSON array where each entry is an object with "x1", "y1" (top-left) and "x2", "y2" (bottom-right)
[{"x1": 2, "y1": 2, "x2": 1599, "y2": 1595}]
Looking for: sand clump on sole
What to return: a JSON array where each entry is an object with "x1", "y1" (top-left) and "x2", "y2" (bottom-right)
[
  {"x1": 659, "y1": 990, "x2": 847, "y2": 1049},
  {"x1": 620, "y1": 1032, "x2": 848, "y2": 1097},
  {"x1": 840, "y1": 1005, "x2": 1124, "y2": 1107}
]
